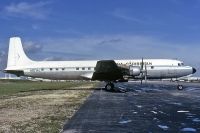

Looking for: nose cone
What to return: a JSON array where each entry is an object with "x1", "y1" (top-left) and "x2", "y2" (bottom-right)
[{"x1": 193, "y1": 68, "x2": 197, "y2": 74}]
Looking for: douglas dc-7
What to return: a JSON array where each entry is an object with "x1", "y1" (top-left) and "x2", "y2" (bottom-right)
[{"x1": 4, "y1": 37, "x2": 196, "y2": 91}]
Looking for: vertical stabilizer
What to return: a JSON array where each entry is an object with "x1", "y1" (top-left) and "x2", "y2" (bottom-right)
[{"x1": 6, "y1": 37, "x2": 33, "y2": 69}]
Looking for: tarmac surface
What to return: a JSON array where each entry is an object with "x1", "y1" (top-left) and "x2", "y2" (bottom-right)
[{"x1": 63, "y1": 81, "x2": 200, "y2": 133}]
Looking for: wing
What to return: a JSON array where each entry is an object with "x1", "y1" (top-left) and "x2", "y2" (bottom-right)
[{"x1": 91, "y1": 60, "x2": 125, "y2": 81}]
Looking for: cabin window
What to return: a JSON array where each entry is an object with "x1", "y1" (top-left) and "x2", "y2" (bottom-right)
[
  {"x1": 76, "y1": 68, "x2": 79, "y2": 70},
  {"x1": 88, "y1": 67, "x2": 91, "y2": 70},
  {"x1": 56, "y1": 68, "x2": 59, "y2": 71},
  {"x1": 41, "y1": 68, "x2": 44, "y2": 71},
  {"x1": 50, "y1": 68, "x2": 53, "y2": 71},
  {"x1": 82, "y1": 67, "x2": 85, "y2": 70},
  {"x1": 151, "y1": 66, "x2": 154, "y2": 69},
  {"x1": 178, "y1": 63, "x2": 181, "y2": 66},
  {"x1": 62, "y1": 68, "x2": 65, "y2": 71}
]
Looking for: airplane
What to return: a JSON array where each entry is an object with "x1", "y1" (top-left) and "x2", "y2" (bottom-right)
[{"x1": 4, "y1": 37, "x2": 196, "y2": 91}]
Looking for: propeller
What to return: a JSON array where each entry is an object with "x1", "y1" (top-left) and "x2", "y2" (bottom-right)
[
  {"x1": 140, "y1": 58, "x2": 147, "y2": 85},
  {"x1": 140, "y1": 58, "x2": 144, "y2": 85},
  {"x1": 144, "y1": 63, "x2": 147, "y2": 84}
]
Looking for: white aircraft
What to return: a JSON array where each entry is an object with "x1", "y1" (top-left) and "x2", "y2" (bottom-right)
[{"x1": 4, "y1": 37, "x2": 196, "y2": 91}]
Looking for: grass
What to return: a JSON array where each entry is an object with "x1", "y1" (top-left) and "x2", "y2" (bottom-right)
[
  {"x1": 0, "y1": 79, "x2": 94, "y2": 96},
  {"x1": 0, "y1": 79, "x2": 97, "y2": 133}
]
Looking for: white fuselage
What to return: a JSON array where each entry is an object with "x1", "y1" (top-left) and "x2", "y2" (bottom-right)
[
  {"x1": 6, "y1": 59, "x2": 193, "y2": 80},
  {"x1": 4, "y1": 37, "x2": 196, "y2": 80}
]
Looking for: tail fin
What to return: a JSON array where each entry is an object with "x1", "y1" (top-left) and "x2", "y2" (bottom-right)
[{"x1": 6, "y1": 37, "x2": 33, "y2": 69}]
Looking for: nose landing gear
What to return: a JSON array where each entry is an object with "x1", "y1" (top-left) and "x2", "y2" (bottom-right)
[{"x1": 177, "y1": 85, "x2": 183, "y2": 90}]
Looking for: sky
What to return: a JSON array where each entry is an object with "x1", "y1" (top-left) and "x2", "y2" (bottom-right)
[{"x1": 0, "y1": 0, "x2": 200, "y2": 76}]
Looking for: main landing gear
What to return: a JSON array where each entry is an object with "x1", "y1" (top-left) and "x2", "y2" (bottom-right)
[
  {"x1": 105, "y1": 82, "x2": 114, "y2": 91},
  {"x1": 105, "y1": 82, "x2": 127, "y2": 92}
]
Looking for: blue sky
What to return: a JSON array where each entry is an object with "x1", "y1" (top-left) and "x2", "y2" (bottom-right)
[{"x1": 0, "y1": 0, "x2": 200, "y2": 76}]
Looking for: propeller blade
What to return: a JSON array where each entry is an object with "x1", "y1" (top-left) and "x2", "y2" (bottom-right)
[
  {"x1": 140, "y1": 58, "x2": 144, "y2": 85},
  {"x1": 141, "y1": 58, "x2": 144, "y2": 70},
  {"x1": 145, "y1": 64, "x2": 147, "y2": 83}
]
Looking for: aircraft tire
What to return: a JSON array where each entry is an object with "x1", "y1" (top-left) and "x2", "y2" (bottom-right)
[
  {"x1": 177, "y1": 85, "x2": 183, "y2": 90},
  {"x1": 105, "y1": 83, "x2": 114, "y2": 91}
]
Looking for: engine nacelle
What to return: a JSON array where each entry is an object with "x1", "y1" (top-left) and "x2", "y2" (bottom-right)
[{"x1": 129, "y1": 66, "x2": 141, "y2": 76}]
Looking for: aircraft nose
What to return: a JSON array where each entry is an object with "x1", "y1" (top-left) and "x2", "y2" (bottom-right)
[{"x1": 193, "y1": 68, "x2": 197, "y2": 74}]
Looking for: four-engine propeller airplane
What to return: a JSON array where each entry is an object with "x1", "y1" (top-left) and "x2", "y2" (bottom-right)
[{"x1": 4, "y1": 37, "x2": 196, "y2": 91}]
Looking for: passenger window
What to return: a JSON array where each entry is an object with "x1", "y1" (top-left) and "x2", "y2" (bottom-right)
[
  {"x1": 76, "y1": 68, "x2": 79, "y2": 70},
  {"x1": 151, "y1": 66, "x2": 154, "y2": 69},
  {"x1": 56, "y1": 68, "x2": 59, "y2": 71},
  {"x1": 88, "y1": 67, "x2": 91, "y2": 70},
  {"x1": 50, "y1": 68, "x2": 53, "y2": 71},
  {"x1": 82, "y1": 68, "x2": 85, "y2": 70},
  {"x1": 178, "y1": 63, "x2": 181, "y2": 66},
  {"x1": 41, "y1": 68, "x2": 44, "y2": 71},
  {"x1": 62, "y1": 68, "x2": 65, "y2": 71}
]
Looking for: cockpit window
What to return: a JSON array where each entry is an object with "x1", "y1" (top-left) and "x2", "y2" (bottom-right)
[{"x1": 178, "y1": 63, "x2": 184, "y2": 66}]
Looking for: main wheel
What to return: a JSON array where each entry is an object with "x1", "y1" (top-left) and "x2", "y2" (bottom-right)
[
  {"x1": 177, "y1": 85, "x2": 183, "y2": 90},
  {"x1": 105, "y1": 83, "x2": 114, "y2": 91}
]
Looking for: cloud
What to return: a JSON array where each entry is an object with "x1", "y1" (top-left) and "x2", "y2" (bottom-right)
[
  {"x1": 23, "y1": 41, "x2": 43, "y2": 54},
  {"x1": 0, "y1": 50, "x2": 7, "y2": 70},
  {"x1": 43, "y1": 56, "x2": 64, "y2": 61},
  {"x1": 111, "y1": 8, "x2": 146, "y2": 24},
  {"x1": 97, "y1": 39, "x2": 122, "y2": 46},
  {"x1": 3, "y1": 1, "x2": 51, "y2": 19},
  {"x1": 32, "y1": 24, "x2": 40, "y2": 30},
  {"x1": 40, "y1": 35, "x2": 200, "y2": 64},
  {"x1": 0, "y1": 51, "x2": 5, "y2": 57}
]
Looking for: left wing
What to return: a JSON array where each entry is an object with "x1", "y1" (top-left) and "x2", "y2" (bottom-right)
[{"x1": 92, "y1": 60, "x2": 124, "y2": 81}]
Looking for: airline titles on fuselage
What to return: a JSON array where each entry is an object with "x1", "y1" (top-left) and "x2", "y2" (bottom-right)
[{"x1": 116, "y1": 61, "x2": 153, "y2": 66}]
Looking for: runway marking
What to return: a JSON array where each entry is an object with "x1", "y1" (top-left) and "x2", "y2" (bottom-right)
[
  {"x1": 192, "y1": 118, "x2": 200, "y2": 122},
  {"x1": 118, "y1": 120, "x2": 132, "y2": 124},
  {"x1": 180, "y1": 127, "x2": 197, "y2": 132},
  {"x1": 151, "y1": 111, "x2": 158, "y2": 114},
  {"x1": 158, "y1": 125, "x2": 169, "y2": 130},
  {"x1": 177, "y1": 110, "x2": 190, "y2": 113}
]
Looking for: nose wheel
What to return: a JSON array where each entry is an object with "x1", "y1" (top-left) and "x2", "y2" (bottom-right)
[{"x1": 177, "y1": 85, "x2": 183, "y2": 90}]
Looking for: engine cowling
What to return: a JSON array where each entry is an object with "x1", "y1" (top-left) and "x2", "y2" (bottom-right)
[{"x1": 129, "y1": 66, "x2": 141, "y2": 76}]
